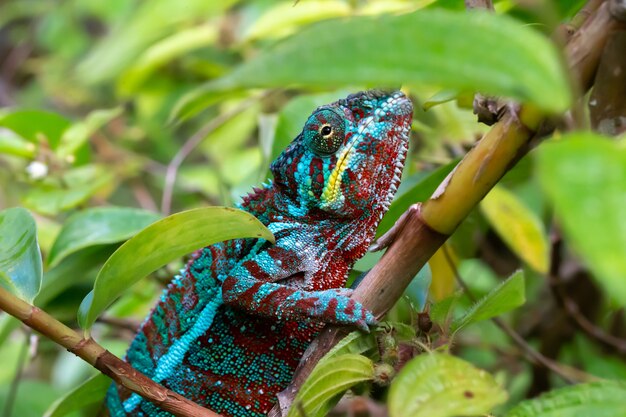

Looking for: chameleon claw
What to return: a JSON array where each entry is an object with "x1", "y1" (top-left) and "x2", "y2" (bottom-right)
[{"x1": 354, "y1": 309, "x2": 377, "y2": 333}]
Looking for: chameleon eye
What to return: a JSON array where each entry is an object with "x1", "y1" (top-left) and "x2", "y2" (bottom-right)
[{"x1": 303, "y1": 109, "x2": 345, "y2": 156}]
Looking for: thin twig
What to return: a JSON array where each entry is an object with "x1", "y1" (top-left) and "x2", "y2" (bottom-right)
[
  {"x1": 96, "y1": 316, "x2": 142, "y2": 333},
  {"x1": 552, "y1": 280, "x2": 626, "y2": 355},
  {"x1": 464, "y1": 0, "x2": 494, "y2": 11},
  {"x1": 161, "y1": 95, "x2": 267, "y2": 215},
  {"x1": 131, "y1": 180, "x2": 158, "y2": 212},
  {"x1": 1, "y1": 329, "x2": 30, "y2": 417},
  {"x1": 549, "y1": 235, "x2": 626, "y2": 355},
  {"x1": 442, "y1": 245, "x2": 585, "y2": 384}
]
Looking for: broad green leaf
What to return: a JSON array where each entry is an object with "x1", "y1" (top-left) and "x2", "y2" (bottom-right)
[
  {"x1": 287, "y1": 354, "x2": 374, "y2": 417},
  {"x1": 48, "y1": 207, "x2": 161, "y2": 268},
  {"x1": 377, "y1": 161, "x2": 457, "y2": 237},
  {"x1": 77, "y1": 0, "x2": 239, "y2": 84},
  {"x1": 22, "y1": 165, "x2": 114, "y2": 215},
  {"x1": 0, "y1": 381, "x2": 67, "y2": 417},
  {"x1": 480, "y1": 185, "x2": 549, "y2": 273},
  {"x1": 44, "y1": 374, "x2": 110, "y2": 417},
  {"x1": 78, "y1": 207, "x2": 274, "y2": 329},
  {"x1": 423, "y1": 90, "x2": 459, "y2": 110},
  {"x1": 0, "y1": 128, "x2": 36, "y2": 158},
  {"x1": 0, "y1": 207, "x2": 43, "y2": 302},
  {"x1": 388, "y1": 353, "x2": 507, "y2": 417},
  {"x1": 451, "y1": 270, "x2": 525, "y2": 333},
  {"x1": 57, "y1": 107, "x2": 123, "y2": 160},
  {"x1": 243, "y1": 1, "x2": 350, "y2": 42},
  {"x1": 0, "y1": 315, "x2": 20, "y2": 347},
  {"x1": 537, "y1": 135, "x2": 626, "y2": 306},
  {"x1": 38, "y1": 247, "x2": 112, "y2": 307},
  {"x1": 118, "y1": 25, "x2": 218, "y2": 95},
  {"x1": 0, "y1": 109, "x2": 71, "y2": 148},
  {"x1": 174, "y1": 9, "x2": 570, "y2": 120},
  {"x1": 505, "y1": 381, "x2": 626, "y2": 417}
]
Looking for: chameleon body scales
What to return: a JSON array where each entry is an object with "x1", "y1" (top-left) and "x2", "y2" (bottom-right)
[{"x1": 107, "y1": 91, "x2": 413, "y2": 416}]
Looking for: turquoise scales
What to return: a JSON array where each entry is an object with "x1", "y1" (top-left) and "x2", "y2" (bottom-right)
[{"x1": 106, "y1": 90, "x2": 413, "y2": 416}]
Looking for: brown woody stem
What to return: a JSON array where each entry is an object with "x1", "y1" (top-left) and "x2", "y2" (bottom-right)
[
  {"x1": 272, "y1": 1, "x2": 626, "y2": 415},
  {"x1": 0, "y1": 286, "x2": 221, "y2": 417}
]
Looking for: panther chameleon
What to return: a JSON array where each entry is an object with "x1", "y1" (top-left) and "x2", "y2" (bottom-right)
[{"x1": 106, "y1": 90, "x2": 413, "y2": 416}]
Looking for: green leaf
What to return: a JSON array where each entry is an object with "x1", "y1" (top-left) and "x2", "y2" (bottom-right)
[
  {"x1": 388, "y1": 353, "x2": 507, "y2": 417},
  {"x1": 22, "y1": 165, "x2": 114, "y2": 215},
  {"x1": 505, "y1": 381, "x2": 626, "y2": 417},
  {"x1": 48, "y1": 207, "x2": 161, "y2": 268},
  {"x1": 44, "y1": 374, "x2": 110, "y2": 417},
  {"x1": 118, "y1": 25, "x2": 218, "y2": 95},
  {"x1": 76, "y1": 0, "x2": 239, "y2": 84},
  {"x1": 78, "y1": 207, "x2": 274, "y2": 329},
  {"x1": 0, "y1": 315, "x2": 20, "y2": 347},
  {"x1": 173, "y1": 9, "x2": 570, "y2": 120},
  {"x1": 38, "y1": 247, "x2": 113, "y2": 307},
  {"x1": 324, "y1": 331, "x2": 376, "y2": 359},
  {"x1": 0, "y1": 128, "x2": 36, "y2": 158},
  {"x1": 288, "y1": 354, "x2": 374, "y2": 417},
  {"x1": 536, "y1": 135, "x2": 626, "y2": 306},
  {"x1": 451, "y1": 270, "x2": 525, "y2": 333},
  {"x1": 0, "y1": 207, "x2": 43, "y2": 302},
  {"x1": 0, "y1": 381, "x2": 66, "y2": 417},
  {"x1": 243, "y1": 0, "x2": 350, "y2": 42},
  {"x1": 57, "y1": 107, "x2": 123, "y2": 161},
  {"x1": 480, "y1": 185, "x2": 549, "y2": 273},
  {"x1": 423, "y1": 90, "x2": 459, "y2": 110},
  {"x1": 0, "y1": 109, "x2": 71, "y2": 148},
  {"x1": 377, "y1": 161, "x2": 457, "y2": 237}
]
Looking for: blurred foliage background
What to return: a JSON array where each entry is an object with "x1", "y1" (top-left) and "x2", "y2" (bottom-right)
[{"x1": 1, "y1": 0, "x2": 625, "y2": 416}]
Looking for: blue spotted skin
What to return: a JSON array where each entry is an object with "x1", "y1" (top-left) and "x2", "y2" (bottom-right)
[{"x1": 106, "y1": 91, "x2": 413, "y2": 416}]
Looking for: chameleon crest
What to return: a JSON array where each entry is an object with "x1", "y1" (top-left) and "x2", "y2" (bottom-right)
[{"x1": 107, "y1": 90, "x2": 413, "y2": 416}]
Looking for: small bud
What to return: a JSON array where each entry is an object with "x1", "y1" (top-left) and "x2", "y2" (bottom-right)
[
  {"x1": 417, "y1": 312, "x2": 432, "y2": 333},
  {"x1": 26, "y1": 161, "x2": 48, "y2": 180},
  {"x1": 373, "y1": 363, "x2": 395, "y2": 386}
]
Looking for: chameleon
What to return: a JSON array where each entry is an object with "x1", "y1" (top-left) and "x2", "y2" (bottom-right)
[{"x1": 106, "y1": 90, "x2": 413, "y2": 416}]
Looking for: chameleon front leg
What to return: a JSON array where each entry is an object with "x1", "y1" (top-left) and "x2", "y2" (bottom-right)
[{"x1": 221, "y1": 274, "x2": 375, "y2": 331}]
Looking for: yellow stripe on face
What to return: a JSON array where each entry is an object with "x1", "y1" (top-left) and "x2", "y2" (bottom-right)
[{"x1": 321, "y1": 146, "x2": 351, "y2": 205}]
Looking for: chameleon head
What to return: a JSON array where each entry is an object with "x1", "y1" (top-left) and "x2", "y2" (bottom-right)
[{"x1": 271, "y1": 90, "x2": 413, "y2": 219}]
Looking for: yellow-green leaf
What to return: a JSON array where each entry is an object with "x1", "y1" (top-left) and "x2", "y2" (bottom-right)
[
  {"x1": 388, "y1": 353, "x2": 507, "y2": 417},
  {"x1": 77, "y1": 207, "x2": 274, "y2": 330},
  {"x1": 174, "y1": 9, "x2": 570, "y2": 120},
  {"x1": 480, "y1": 185, "x2": 549, "y2": 274},
  {"x1": 537, "y1": 135, "x2": 626, "y2": 306},
  {"x1": 288, "y1": 354, "x2": 374, "y2": 417}
]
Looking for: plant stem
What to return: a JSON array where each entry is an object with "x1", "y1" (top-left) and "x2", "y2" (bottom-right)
[{"x1": 0, "y1": 286, "x2": 221, "y2": 417}]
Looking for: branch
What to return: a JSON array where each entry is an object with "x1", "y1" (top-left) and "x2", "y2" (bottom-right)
[
  {"x1": 0, "y1": 287, "x2": 221, "y2": 417},
  {"x1": 549, "y1": 235, "x2": 626, "y2": 356},
  {"x1": 271, "y1": 2, "x2": 626, "y2": 415},
  {"x1": 444, "y1": 246, "x2": 593, "y2": 384}
]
